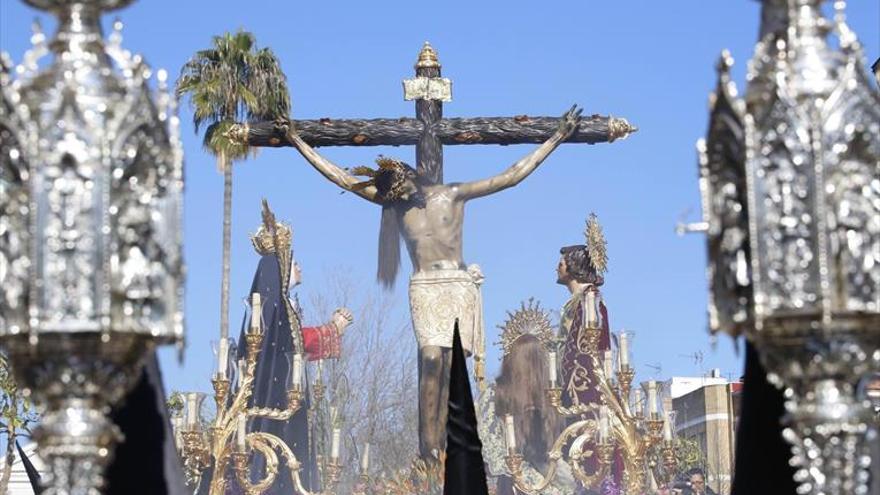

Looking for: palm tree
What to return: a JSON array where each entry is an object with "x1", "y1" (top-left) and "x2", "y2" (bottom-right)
[{"x1": 176, "y1": 31, "x2": 290, "y2": 342}]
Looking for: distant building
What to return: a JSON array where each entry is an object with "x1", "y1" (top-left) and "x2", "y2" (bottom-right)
[
  {"x1": 664, "y1": 372, "x2": 729, "y2": 399},
  {"x1": 665, "y1": 370, "x2": 742, "y2": 495},
  {"x1": 0, "y1": 441, "x2": 43, "y2": 495}
]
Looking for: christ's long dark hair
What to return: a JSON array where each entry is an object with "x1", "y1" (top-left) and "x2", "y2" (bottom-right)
[
  {"x1": 495, "y1": 335, "x2": 563, "y2": 471},
  {"x1": 378, "y1": 205, "x2": 401, "y2": 288},
  {"x1": 375, "y1": 162, "x2": 425, "y2": 289}
]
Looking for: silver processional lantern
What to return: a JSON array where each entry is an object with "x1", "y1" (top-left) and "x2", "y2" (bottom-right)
[
  {"x1": 0, "y1": 0, "x2": 184, "y2": 493},
  {"x1": 695, "y1": 0, "x2": 880, "y2": 494}
]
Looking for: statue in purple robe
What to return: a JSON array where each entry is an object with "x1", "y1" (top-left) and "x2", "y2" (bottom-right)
[{"x1": 555, "y1": 214, "x2": 623, "y2": 490}]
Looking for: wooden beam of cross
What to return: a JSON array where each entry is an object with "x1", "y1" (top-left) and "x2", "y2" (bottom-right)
[{"x1": 231, "y1": 42, "x2": 637, "y2": 184}]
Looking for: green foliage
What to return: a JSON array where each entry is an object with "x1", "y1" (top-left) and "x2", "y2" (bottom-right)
[
  {"x1": 0, "y1": 353, "x2": 38, "y2": 437},
  {"x1": 175, "y1": 30, "x2": 291, "y2": 161},
  {"x1": 166, "y1": 390, "x2": 184, "y2": 418},
  {"x1": 674, "y1": 435, "x2": 705, "y2": 474}
]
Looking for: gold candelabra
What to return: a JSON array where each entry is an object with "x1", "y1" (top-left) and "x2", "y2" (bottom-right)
[
  {"x1": 176, "y1": 293, "x2": 345, "y2": 495},
  {"x1": 503, "y1": 290, "x2": 678, "y2": 495}
]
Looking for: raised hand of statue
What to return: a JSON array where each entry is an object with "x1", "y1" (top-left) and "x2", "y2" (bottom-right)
[
  {"x1": 556, "y1": 104, "x2": 583, "y2": 141},
  {"x1": 331, "y1": 307, "x2": 354, "y2": 335}
]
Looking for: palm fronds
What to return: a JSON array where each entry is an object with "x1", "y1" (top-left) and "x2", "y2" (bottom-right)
[{"x1": 175, "y1": 30, "x2": 291, "y2": 152}]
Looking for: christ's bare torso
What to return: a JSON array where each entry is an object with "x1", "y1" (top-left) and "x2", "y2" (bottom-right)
[
  {"x1": 398, "y1": 185, "x2": 466, "y2": 272},
  {"x1": 284, "y1": 106, "x2": 581, "y2": 457}
]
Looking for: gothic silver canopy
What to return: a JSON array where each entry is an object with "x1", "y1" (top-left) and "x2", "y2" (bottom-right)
[
  {"x1": 0, "y1": 0, "x2": 184, "y2": 492},
  {"x1": 0, "y1": 1, "x2": 184, "y2": 341},
  {"x1": 700, "y1": 0, "x2": 880, "y2": 341},
  {"x1": 696, "y1": 1, "x2": 880, "y2": 494}
]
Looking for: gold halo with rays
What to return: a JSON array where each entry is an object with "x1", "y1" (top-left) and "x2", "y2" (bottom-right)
[
  {"x1": 584, "y1": 212, "x2": 608, "y2": 276},
  {"x1": 496, "y1": 298, "x2": 556, "y2": 357}
]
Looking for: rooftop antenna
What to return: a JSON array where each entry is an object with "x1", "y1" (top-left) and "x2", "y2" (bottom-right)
[
  {"x1": 679, "y1": 350, "x2": 705, "y2": 376},
  {"x1": 645, "y1": 362, "x2": 662, "y2": 377},
  {"x1": 679, "y1": 351, "x2": 704, "y2": 366}
]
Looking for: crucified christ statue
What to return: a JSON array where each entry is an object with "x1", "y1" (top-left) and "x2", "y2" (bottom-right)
[{"x1": 279, "y1": 104, "x2": 582, "y2": 458}]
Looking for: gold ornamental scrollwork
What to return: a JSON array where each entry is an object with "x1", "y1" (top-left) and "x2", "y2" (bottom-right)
[
  {"x1": 504, "y1": 319, "x2": 678, "y2": 495},
  {"x1": 178, "y1": 293, "x2": 343, "y2": 495}
]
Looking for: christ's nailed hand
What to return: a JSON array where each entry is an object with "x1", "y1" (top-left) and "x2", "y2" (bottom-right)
[
  {"x1": 274, "y1": 116, "x2": 298, "y2": 144},
  {"x1": 557, "y1": 104, "x2": 583, "y2": 141}
]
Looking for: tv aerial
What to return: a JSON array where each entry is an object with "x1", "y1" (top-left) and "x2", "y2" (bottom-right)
[
  {"x1": 645, "y1": 362, "x2": 662, "y2": 377},
  {"x1": 679, "y1": 350, "x2": 705, "y2": 367}
]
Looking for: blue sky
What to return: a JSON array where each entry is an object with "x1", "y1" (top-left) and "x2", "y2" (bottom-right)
[{"x1": 2, "y1": 1, "x2": 878, "y2": 397}]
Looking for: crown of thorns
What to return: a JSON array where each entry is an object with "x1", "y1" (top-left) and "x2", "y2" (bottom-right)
[{"x1": 350, "y1": 156, "x2": 416, "y2": 200}]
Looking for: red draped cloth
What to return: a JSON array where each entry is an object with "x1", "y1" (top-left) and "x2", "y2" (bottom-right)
[
  {"x1": 559, "y1": 290, "x2": 624, "y2": 489},
  {"x1": 302, "y1": 324, "x2": 341, "y2": 361}
]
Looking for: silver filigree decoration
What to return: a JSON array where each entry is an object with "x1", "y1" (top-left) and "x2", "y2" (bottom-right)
[
  {"x1": 698, "y1": 51, "x2": 752, "y2": 337},
  {"x1": 696, "y1": 2, "x2": 880, "y2": 494},
  {"x1": 746, "y1": 91, "x2": 820, "y2": 316},
  {"x1": 0, "y1": 1, "x2": 184, "y2": 493}
]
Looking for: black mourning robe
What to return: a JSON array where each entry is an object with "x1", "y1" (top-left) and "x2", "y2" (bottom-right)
[
  {"x1": 235, "y1": 253, "x2": 315, "y2": 494},
  {"x1": 730, "y1": 343, "x2": 797, "y2": 495},
  {"x1": 105, "y1": 354, "x2": 189, "y2": 494},
  {"x1": 16, "y1": 441, "x2": 42, "y2": 494},
  {"x1": 443, "y1": 324, "x2": 489, "y2": 495}
]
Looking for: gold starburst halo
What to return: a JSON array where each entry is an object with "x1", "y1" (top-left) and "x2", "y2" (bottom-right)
[
  {"x1": 497, "y1": 298, "x2": 556, "y2": 356},
  {"x1": 584, "y1": 213, "x2": 608, "y2": 275}
]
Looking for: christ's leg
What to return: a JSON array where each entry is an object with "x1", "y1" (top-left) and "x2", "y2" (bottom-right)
[{"x1": 417, "y1": 345, "x2": 452, "y2": 459}]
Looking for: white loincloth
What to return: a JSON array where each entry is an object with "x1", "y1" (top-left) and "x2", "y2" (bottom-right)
[{"x1": 408, "y1": 263, "x2": 484, "y2": 360}]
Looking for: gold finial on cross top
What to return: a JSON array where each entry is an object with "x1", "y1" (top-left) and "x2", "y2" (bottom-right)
[{"x1": 415, "y1": 41, "x2": 441, "y2": 70}]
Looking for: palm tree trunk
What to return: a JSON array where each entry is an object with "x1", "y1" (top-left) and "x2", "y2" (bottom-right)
[
  {"x1": 0, "y1": 419, "x2": 17, "y2": 494},
  {"x1": 220, "y1": 152, "x2": 232, "y2": 341}
]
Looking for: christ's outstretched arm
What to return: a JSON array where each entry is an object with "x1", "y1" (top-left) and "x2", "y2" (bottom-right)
[
  {"x1": 282, "y1": 124, "x2": 381, "y2": 204},
  {"x1": 455, "y1": 105, "x2": 582, "y2": 201}
]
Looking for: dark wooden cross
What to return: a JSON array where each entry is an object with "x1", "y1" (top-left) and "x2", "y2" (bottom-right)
[{"x1": 239, "y1": 42, "x2": 636, "y2": 185}]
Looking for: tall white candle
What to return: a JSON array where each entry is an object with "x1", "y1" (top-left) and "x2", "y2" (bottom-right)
[
  {"x1": 361, "y1": 443, "x2": 370, "y2": 473},
  {"x1": 585, "y1": 290, "x2": 598, "y2": 328},
  {"x1": 616, "y1": 348, "x2": 622, "y2": 373},
  {"x1": 634, "y1": 388, "x2": 643, "y2": 416},
  {"x1": 172, "y1": 416, "x2": 183, "y2": 450},
  {"x1": 603, "y1": 350, "x2": 613, "y2": 378},
  {"x1": 619, "y1": 332, "x2": 629, "y2": 367},
  {"x1": 217, "y1": 338, "x2": 229, "y2": 379},
  {"x1": 251, "y1": 293, "x2": 262, "y2": 333},
  {"x1": 504, "y1": 414, "x2": 517, "y2": 453},
  {"x1": 331, "y1": 427, "x2": 341, "y2": 460},
  {"x1": 599, "y1": 406, "x2": 610, "y2": 442},
  {"x1": 292, "y1": 353, "x2": 303, "y2": 391},
  {"x1": 236, "y1": 415, "x2": 247, "y2": 451},
  {"x1": 186, "y1": 393, "x2": 198, "y2": 428},
  {"x1": 647, "y1": 381, "x2": 658, "y2": 415},
  {"x1": 663, "y1": 412, "x2": 673, "y2": 441},
  {"x1": 548, "y1": 351, "x2": 558, "y2": 387}
]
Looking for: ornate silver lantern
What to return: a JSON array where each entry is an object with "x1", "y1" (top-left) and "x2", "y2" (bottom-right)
[
  {"x1": 696, "y1": 0, "x2": 880, "y2": 494},
  {"x1": 0, "y1": 0, "x2": 184, "y2": 492}
]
